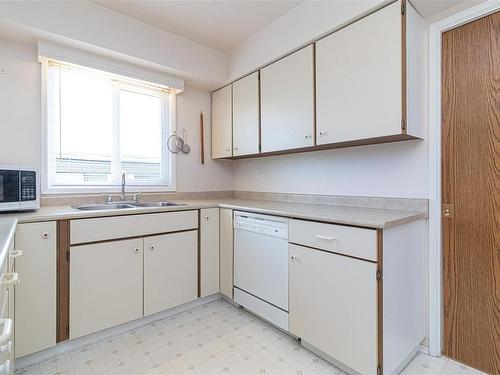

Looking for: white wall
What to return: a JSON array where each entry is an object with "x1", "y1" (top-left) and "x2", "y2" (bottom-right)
[
  {"x1": 233, "y1": 140, "x2": 428, "y2": 198},
  {"x1": 227, "y1": 0, "x2": 384, "y2": 81},
  {"x1": 228, "y1": 0, "x2": 429, "y2": 200},
  {"x1": 0, "y1": 37, "x2": 232, "y2": 193},
  {"x1": 0, "y1": 0, "x2": 226, "y2": 89},
  {"x1": 0, "y1": 37, "x2": 41, "y2": 166}
]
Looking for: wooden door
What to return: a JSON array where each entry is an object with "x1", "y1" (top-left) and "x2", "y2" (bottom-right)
[
  {"x1": 200, "y1": 208, "x2": 220, "y2": 297},
  {"x1": 70, "y1": 238, "x2": 143, "y2": 339},
  {"x1": 289, "y1": 244, "x2": 378, "y2": 375},
  {"x1": 233, "y1": 72, "x2": 260, "y2": 156},
  {"x1": 211, "y1": 85, "x2": 232, "y2": 159},
  {"x1": 14, "y1": 222, "x2": 57, "y2": 357},
  {"x1": 442, "y1": 11, "x2": 500, "y2": 374},
  {"x1": 260, "y1": 45, "x2": 314, "y2": 153},
  {"x1": 144, "y1": 231, "x2": 197, "y2": 316}
]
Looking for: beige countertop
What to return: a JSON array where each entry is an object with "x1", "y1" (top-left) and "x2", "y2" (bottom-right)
[{"x1": 1, "y1": 198, "x2": 427, "y2": 229}]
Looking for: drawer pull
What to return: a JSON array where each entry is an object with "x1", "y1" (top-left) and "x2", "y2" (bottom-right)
[
  {"x1": 9, "y1": 250, "x2": 22, "y2": 259},
  {"x1": 41, "y1": 232, "x2": 50, "y2": 239},
  {"x1": 290, "y1": 255, "x2": 297, "y2": 262},
  {"x1": 0, "y1": 273, "x2": 19, "y2": 288},
  {"x1": 0, "y1": 359, "x2": 10, "y2": 375},
  {"x1": 149, "y1": 245, "x2": 155, "y2": 251},
  {"x1": 0, "y1": 320, "x2": 12, "y2": 347},
  {"x1": 316, "y1": 234, "x2": 336, "y2": 241},
  {"x1": 133, "y1": 248, "x2": 141, "y2": 254}
]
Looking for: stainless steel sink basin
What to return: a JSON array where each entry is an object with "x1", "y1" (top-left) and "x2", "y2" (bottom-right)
[
  {"x1": 72, "y1": 201, "x2": 185, "y2": 211},
  {"x1": 72, "y1": 204, "x2": 136, "y2": 211},
  {"x1": 131, "y1": 202, "x2": 185, "y2": 207}
]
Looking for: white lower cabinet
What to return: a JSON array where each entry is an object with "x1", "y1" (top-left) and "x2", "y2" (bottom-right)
[
  {"x1": 70, "y1": 238, "x2": 144, "y2": 339},
  {"x1": 14, "y1": 222, "x2": 57, "y2": 358},
  {"x1": 200, "y1": 208, "x2": 220, "y2": 297},
  {"x1": 144, "y1": 231, "x2": 198, "y2": 316},
  {"x1": 289, "y1": 244, "x2": 378, "y2": 375},
  {"x1": 219, "y1": 208, "x2": 233, "y2": 298}
]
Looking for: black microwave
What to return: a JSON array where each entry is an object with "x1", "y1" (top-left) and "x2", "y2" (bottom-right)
[{"x1": 0, "y1": 166, "x2": 40, "y2": 212}]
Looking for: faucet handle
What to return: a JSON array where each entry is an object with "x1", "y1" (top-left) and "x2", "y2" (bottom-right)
[
  {"x1": 101, "y1": 194, "x2": 113, "y2": 204},
  {"x1": 133, "y1": 193, "x2": 142, "y2": 202}
]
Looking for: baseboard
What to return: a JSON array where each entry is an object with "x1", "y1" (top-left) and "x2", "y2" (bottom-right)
[
  {"x1": 16, "y1": 294, "x2": 221, "y2": 370},
  {"x1": 301, "y1": 340, "x2": 362, "y2": 375},
  {"x1": 390, "y1": 346, "x2": 420, "y2": 375}
]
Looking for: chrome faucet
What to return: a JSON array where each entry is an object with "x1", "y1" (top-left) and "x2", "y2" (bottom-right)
[{"x1": 120, "y1": 172, "x2": 126, "y2": 201}]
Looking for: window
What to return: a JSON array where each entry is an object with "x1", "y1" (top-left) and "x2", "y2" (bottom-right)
[{"x1": 44, "y1": 61, "x2": 173, "y2": 193}]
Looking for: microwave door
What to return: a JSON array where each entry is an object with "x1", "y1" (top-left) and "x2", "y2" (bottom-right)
[{"x1": 0, "y1": 170, "x2": 20, "y2": 211}]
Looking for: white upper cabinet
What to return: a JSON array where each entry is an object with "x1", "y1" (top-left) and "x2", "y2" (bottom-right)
[
  {"x1": 211, "y1": 85, "x2": 232, "y2": 159},
  {"x1": 316, "y1": 0, "x2": 424, "y2": 144},
  {"x1": 260, "y1": 45, "x2": 315, "y2": 153},
  {"x1": 232, "y1": 72, "x2": 260, "y2": 156}
]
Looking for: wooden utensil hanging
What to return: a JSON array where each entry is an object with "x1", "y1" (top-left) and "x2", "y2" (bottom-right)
[{"x1": 200, "y1": 112, "x2": 205, "y2": 164}]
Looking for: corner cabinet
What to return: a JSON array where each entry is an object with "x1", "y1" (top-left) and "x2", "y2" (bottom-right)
[
  {"x1": 211, "y1": 85, "x2": 232, "y2": 159},
  {"x1": 14, "y1": 221, "x2": 57, "y2": 358},
  {"x1": 260, "y1": 45, "x2": 315, "y2": 153},
  {"x1": 315, "y1": 0, "x2": 425, "y2": 144}
]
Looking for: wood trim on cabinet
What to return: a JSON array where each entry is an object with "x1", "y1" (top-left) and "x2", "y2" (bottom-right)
[
  {"x1": 401, "y1": 0, "x2": 407, "y2": 134},
  {"x1": 224, "y1": 134, "x2": 419, "y2": 160},
  {"x1": 376, "y1": 229, "x2": 384, "y2": 374},
  {"x1": 57, "y1": 220, "x2": 70, "y2": 342},
  {"x1": 197, "y1": 211, "x2": 201, "y2": 298}
]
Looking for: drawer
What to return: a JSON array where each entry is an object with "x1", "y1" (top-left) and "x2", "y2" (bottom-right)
[
  {"x1": 71, "y1": 210, "x2": 198, "y2": 244},
  {"x1": 289, "y1": 219, "x2": 377, "y2": 261}
]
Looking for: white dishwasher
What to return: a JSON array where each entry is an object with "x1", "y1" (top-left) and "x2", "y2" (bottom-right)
[{"x1": 233, "y1": 211, "x2": 289, "y2": 331}]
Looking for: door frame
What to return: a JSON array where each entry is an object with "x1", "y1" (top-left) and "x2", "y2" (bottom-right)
[{"x1": 427, "y1": 0, "x2": 500, "y2": 357}]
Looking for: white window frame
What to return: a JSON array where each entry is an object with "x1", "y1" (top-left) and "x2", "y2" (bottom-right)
[{"x1": 40, "y1": 57, "x2": 177, "y2": 194}]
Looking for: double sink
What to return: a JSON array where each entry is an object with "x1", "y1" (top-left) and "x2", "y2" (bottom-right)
[{"x1": 73, "y1": 201, "x2": 185, "y2": 211}]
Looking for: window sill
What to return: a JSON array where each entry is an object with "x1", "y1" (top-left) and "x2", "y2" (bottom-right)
[{"x1": 42, "y1": 185, "x2": 176, "y2": 195}]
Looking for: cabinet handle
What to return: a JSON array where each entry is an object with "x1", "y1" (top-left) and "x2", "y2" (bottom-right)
[
  {"x1": 41, "y1": 232, "x2": 50, "y2": 239},
  {"x1": 0, "y1": 273, "x2": 19, "y2": 288},
  {"x1": 304, "y1": 135, "x2": 312, "y2": 139},
  {"x1": 319, "y1": 131, "x2": 328, "y2": 137},
  {"x1": 149, "y1": 245, "x2": 155, "y2": 251},
  {"x1": 290, "y1": 255, "x2": 297, "y2": 262},
  {"x1": 0, "y1": 320, "x2": 12, "y2": 347},
  {"x1": 9, "y1": 250, "x2": 22, "y2": 259},
  {"x1": 205, "y1": 215, "x2": 210, "y2": 221},
  {"x1": 316, "y1": 234, "x2": 335, "y2": 241},
  {"x1": 133, "y1": 248, "x2": 141, "y2": 254}
]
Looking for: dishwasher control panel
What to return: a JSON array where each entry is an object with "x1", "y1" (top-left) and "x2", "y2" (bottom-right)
[{"x1": 234, "y1": 211, "x2": 288, "y2": 239}]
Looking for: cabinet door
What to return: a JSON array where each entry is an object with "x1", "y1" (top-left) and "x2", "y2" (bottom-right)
[
  {"x1": 70, "y1": 238, "x2": 143, "y2": 339},
  {"x1": 212, "y1": 85, "x2": 232, "y2": 159},
  {"x1": 144, "y1": 231, "x2": 198, "y2": 316},
  {"x1": 316, "y1": 1, "x2": 402, "y2": 144},
  {"x1": 233, "y1": 72, "x2": 260, "y2": 156},
  {"x1": 219, "y1": 208, "x2": 233, "y2": 298},
  {"x1": 14, "y1": 222, "x2": 57, "y2": 357},
  {"x1": 200, "y1": 209, "x2": 219, "y2": 297},
  {"x1": 289, "y1": 244, "x2": 378, "y2": 375},
  {"x1": 260, "y1": 45, "x2": 314, "y2": 152}
]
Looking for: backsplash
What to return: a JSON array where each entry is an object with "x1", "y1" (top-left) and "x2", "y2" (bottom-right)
[{"x1": 233, "y1": 191, "x2": 428, "y2": 212}]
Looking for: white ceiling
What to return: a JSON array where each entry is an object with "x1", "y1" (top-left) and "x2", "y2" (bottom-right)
[
  {"x1": 90, "y1": 0, "x2": 302, "y2": 52},
  {"x1": 411, "y1": 0, "x2": 470, "y2": 18}
]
